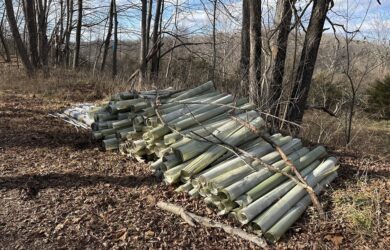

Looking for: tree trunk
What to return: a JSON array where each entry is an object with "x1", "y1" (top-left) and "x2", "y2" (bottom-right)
[
  {"x1": 56, "y1": 0, "x2": 65, "y2": 64},
  {"x1": 210, "y1": 0, "x2": 217, "y2": 83},
  {"x1": 156, "y1": 0, "x2": 164, "y2": 75},
  {"x1": 65, "y1": 0, "x2": 73, "y2": 67},
  {"x1": 23, "y1": 0, "x2": 39, "y2": 68},
  {"x1": 240, "y1": 0, "x2": 250, "y2": 93},
  {"x1": 4, "y1": 0, "x2": 34, "y2": 76},
  {"x1": 0, "y1": 10, "x2": 11, "y2": 63},
  {"x1": 0, "y1": 29, "x2": 11, "y2": 62},
  {"x1": 73, "y1": 0, "x2": 82, "y2": 69},
  {"x1": 269, "y1": 0, "x2": 294, "y2": 117},
  {"x1": 286, "y1": 0, "x2": 331, "y2": 124},
  {"x1": 36, "y1": 0, "x2": 49, "y2": 72},
  {"x1": 101, "y1": 0, "x2": 114, "y2": 72},
  {"x1": 150, "y1": 0, "x2": 163, "y2": 80},
  {"x1": 112, "y1": 0, "x2": 118, "y2": 78},
  {"x1": 145, "y1": 0, "x2": 153, "y2": 55},
  {"x1": 248, "y1": 0, "x2": 262, "y2": 105},
  {"x1": 139, "y1": 0, "x2": 147, "y2": 85}
]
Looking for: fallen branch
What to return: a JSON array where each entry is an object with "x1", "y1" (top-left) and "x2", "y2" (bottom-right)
[{"x1": 157, "y1": 201, "x2": 268, "y2": 248}]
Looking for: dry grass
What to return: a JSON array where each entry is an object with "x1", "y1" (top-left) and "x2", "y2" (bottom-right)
[
  {"x1": 0, "y1": 67, "x2": 132, "y2": 103},
  {"x1": 0, "y1": 68, "x2": 389, "y2": 249},
  {"x1": 332, "y1": 177, "x2": 388, "y2": 237},
  {"x1": 302, "y1": 110, "x2": 390, "y2": 159}
]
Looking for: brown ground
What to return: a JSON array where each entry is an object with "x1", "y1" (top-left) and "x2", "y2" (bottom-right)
[{"x1": 0, "y1": 85, "x2": 389, "y2": 249}]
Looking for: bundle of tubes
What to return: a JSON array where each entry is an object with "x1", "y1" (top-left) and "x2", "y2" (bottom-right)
[{"x1": 88, "y1": 81, "x2": 338, "y2": 242}]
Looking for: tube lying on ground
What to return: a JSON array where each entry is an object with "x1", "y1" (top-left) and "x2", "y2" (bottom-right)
[
  {"x1": 251, "y1": 157, "x2": 338, "y2": 232},
  {"x1": 236, "y1": 159, "x2": 320, "y2": 224},
  {"x1": 264, "y1": 171, "x2": 338, "y2": 242}
]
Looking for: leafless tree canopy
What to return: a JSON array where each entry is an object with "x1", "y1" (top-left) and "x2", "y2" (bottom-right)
[{"x1": 0, "y1": 0, "x2": 387, "y2": 138}]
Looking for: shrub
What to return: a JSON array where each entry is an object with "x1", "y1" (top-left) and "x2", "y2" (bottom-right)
[{"x1": 367, "y1": 76, "x2": 390, "y2": 119}]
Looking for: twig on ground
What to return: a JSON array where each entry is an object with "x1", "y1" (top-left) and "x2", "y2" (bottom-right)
[{"x1": 157, "y1": 201, "x2": 268, "y2": 248}]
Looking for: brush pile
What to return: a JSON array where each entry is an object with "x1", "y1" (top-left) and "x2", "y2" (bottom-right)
[{"x1": 87, "y1": 81, "x2": 338, "y2": 242}]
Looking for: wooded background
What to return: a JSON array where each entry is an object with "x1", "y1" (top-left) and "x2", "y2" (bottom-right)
[{"x1": 0, "y1": 0, "x2": 389, "y2": 148}]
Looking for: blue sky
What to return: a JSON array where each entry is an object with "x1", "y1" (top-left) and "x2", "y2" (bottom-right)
[
  {"x1": 155, "y1": 0, "x2": 390, "y2": 40},
  {"x1": 328, "y1": 0, "x2": 390, "y2": 40},
  {"x1": 60, "y1": 0, "x2": 390, "y2": 42}
]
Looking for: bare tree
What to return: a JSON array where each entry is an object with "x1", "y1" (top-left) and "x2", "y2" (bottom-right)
[
  {"x1": 340, "y1": 0, "x2": 382, "y2": 145},
  {"x1": 139, "y1": 0, "x2": 148, "y2": 84},
  {"x1": 64, "y1": 0, "x2": 73, "y2": 67},
  {"x1": 55, "y1": 0, "x2": 65, "y2": 65},
  {"x1": 146, "y1": 0, "x2": 152, "y2": 54},
  {"x1": 269, "y1": 0, "x2": 294, "y2": 117},
  {"x1": 36, "y1": 0, "x2": 50, "y2": 71},
  {"x1": 286, "y1": 0, "x2": 331, "y2": 125},
  {"x1": 248, "y1": 0, "x2": 262, "y2": 105},
  {"x1": 0, "y1": 9, "x2": 11, "y2": 63},
  {"x1": 23, "y1": 0, "x2": 39, "y2": 68},
  {"x1": 112, "y1": 0, "x2": 118, "y2": 78},
  {"x1": 4, "y1": 0, "x2": 34, "y2": 76},
  {"x1": 240, "y1": 0, "x2": 250, "y2": 93},
  {"x1": 150, "y1": 0, "x2": 163, "y2": 80},
  {"x1": 101, "y1": 0, "x2": 114, "y2": 72},
  {"x1": 73, "y1": 0, "x2": 82, "y2": 69},
  {"x1": 211, "y1": 0, "x2": 217, "y2": 82}
]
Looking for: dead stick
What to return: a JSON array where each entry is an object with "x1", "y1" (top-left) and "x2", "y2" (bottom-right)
[{"x1": 157, "y1": 201, "x2": 268, "y2": 248}]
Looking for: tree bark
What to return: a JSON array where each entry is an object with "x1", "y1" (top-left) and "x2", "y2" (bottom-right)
[
  {"x1": 145, "y1": 0, "x2": 153, "y2": 54},
  {"x1": 240, "y1": 0, "x2": 250, "y2": 92},
  {"x1": 36, "y1": 0, "x2": 49, "y2": 71},
  {"x1": 101, "y1": 0, "x2": 114, "y2": 72},
  {"x1": 0, "y1": 29, "x2": 11, "y2": 62},
  {"x1": 286, "y1": 0, "x2": 331, "y2": 124},
  {"x1": 23, "y1": 0, "x2": 39, "y2": 68},
  {"x1": 64, "y1": 0, "x2": 73, "y2": 67},
  {"x1": 139, "y1": 0, "x2": 148, "y2": 85},
  {"x1": 73, "y1": 0, "x2": 82, "y2": 69},
  {"x1": 150, "y1": 0, "x2": 163, "y2": 80},
  {"x1": 112, "y1": 0, "x2": 118, "y2": 78},
  {"x1": 211, "y1": 0, "x2": 217, "y2": 83},
  {"x1": 0, "y1": 10, "x2": 11, "y2": 63},
  {"x1": 4, "y1": 0, "x2": 34, "y2": 76},
  {"x1": 269, "y1": 0, "x2": 294, "y2": 117},
  {"x1": 248, "y1": 0, "x2": 262, "y2": 105},
  {"x1": 56, "y1": 0, "x2": 64, "y2": 64}
]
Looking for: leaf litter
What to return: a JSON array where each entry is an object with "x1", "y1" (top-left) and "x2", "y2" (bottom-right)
[{"x1": 0, "y1": 90, "x2": 389, "y2": 249}]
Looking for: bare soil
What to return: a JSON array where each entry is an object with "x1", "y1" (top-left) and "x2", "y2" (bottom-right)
[{"x1": 0, "y1": 87, "x2": 389, "y2": 249}]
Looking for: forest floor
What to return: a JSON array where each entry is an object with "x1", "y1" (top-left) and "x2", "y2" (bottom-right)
[{"x1": 0, "y1": 76, "x2": 389, "y2": 249}]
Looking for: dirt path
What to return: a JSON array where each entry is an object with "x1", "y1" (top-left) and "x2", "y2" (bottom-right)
[{"x1": 0, "y1": 90, "x2": 388, "y2": 249}]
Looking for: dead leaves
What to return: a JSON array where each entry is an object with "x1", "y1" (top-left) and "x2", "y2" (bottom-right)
[
  {"x1": 54, "y1": 223, "x2": 65, "y2": 233},
  {"x1": 325, "y1": 234, "x2": 344, "y2": 249},
  {"x1": 1, "y1": 90, "x2": 389, "y2": 249},
  {"x1": 116, "y1": 228, "x2": 128, "y2": 241},
  {"x1": 146, "y1": 195, "x2": 157, "y2": 205},
  {"x1": 144, "y1": 230, "x2": 155, "y2": 239}
]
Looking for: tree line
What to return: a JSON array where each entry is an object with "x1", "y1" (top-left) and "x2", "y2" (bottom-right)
[{"x1": 0, "y1": 0, "x2": 384, "y2": 136}]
